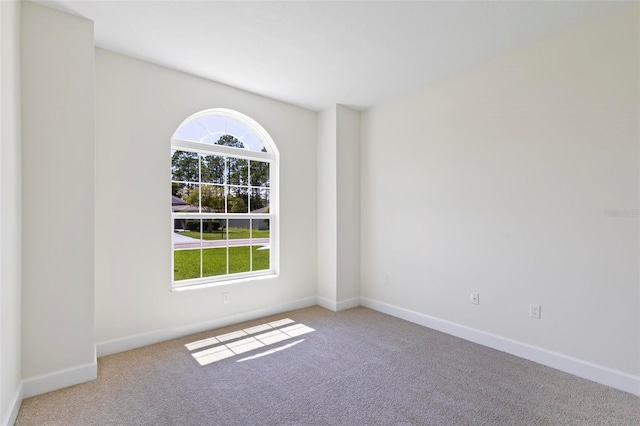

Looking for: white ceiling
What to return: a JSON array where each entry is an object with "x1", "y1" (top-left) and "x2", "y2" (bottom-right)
[{"x1": 37, "y1": 0, "x2": 632, "y2": 111}]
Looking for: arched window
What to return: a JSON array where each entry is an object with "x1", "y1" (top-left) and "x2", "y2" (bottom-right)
[{"x1": 171, "y1": 109, "x2": 278, "y2": 289}]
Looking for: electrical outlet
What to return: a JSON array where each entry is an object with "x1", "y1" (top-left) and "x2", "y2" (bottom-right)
[
  {"x1": 530, "y1": 304, "x2": 541, "y2": 319},
  {"x1": 223, "y1": 292, "x2": 230, "y2": 304},
  {"x1": 470, "y1": 293, "x2": 479, "y2": 305},
  {"x1": 384, "y1": 275, "x2": 389, "y2": 286}
]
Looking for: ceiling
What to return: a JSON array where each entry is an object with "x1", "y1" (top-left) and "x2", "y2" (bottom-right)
[{"x1": 37, "y1": 0, "x2": 632, "y2": 111}]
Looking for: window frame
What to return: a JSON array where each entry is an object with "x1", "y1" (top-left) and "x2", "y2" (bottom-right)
[{"x1": 170, "y1": 108, "x2": 279, "y2": 291}]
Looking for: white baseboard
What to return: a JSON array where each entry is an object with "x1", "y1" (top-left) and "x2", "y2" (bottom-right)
[
  {"x1": 96, "y1": 296, "x2": 318, "y2": 357},
  {"x1": 316, "y1": 296, "x2": 337, "y2": 311},
  {"x1": 2, "y1": 382, "x2": 23, "y2": 426},
  {"x1": 22, "y1": 361, "x2": 97, "y2": 399},
  {"x1": 360, "y1": 297, "x2": 640, "y2": 396},
  {"x1": 337, "y1": 297, "x2": 361, "y2": 311},
  {"x1": 317, "y1": 296, "x2": 360, "y2": 312}
]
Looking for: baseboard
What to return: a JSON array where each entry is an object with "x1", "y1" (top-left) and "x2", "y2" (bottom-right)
[
  {"x1": 360, "y1": 297, "x2": 640, "y2": 396},
  {"x1": 316, "y1": 296, "x2": 336, "y2": 311},
  {"x1": 317, "y1": 296, "x2": 360, "y2": 312},
  {"x1": 2, "y1": 382, "x2": 23, "y2": 426},
  {"x1": 22, "y1": 361, "x2": 97, "y2": 399},
  {"x1": 96, "y1": 296, "x2": 318, "y2": 357},
  {"x1": 337, "y1": 297, "x2": 361, "y2": 311}
]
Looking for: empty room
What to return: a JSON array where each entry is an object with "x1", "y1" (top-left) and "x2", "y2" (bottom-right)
[{"x1": 1, "y1": 0, "x2": 638, "y2": 425}]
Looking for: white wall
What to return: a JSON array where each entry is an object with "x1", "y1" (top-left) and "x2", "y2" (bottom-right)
[
  {"x1": 317, "y1": 105, "x2": 360, "y2": 310},
  {"x1": 361, "y1": 4, "x2": 639, "y2": 378},
  {"x1": 336, "y1": 105, "x2": 360, "y2": 303},
  {"x1": 94, "y1": 49, "x2": 317, "y2": 345},
  {"x1": 317, "y1": 106, "x2": 338, "y2": 304},
  {"x1": 21, "y1": 1, "x2": 96, "y2": 384},
  {"x1": 0, "y1": 1, "x2": 22, "y2": 423}
]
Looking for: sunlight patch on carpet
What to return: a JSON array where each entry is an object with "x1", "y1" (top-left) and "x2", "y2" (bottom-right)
[
  {"x1": 186, "y1": 319, "x2": 314, "y2": 366},
  {"x1": 237, "y1": 339, "x2": 305, "y2": 362},
  {"x1": 185, "y1": 318, "x2": 295, "y2": 351}
]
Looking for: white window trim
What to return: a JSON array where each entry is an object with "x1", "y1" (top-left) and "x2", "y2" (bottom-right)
[{"x1": 170, "y1": 108, "x2": 279, "y2": 291}]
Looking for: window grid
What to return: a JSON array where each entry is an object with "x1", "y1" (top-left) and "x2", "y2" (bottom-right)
[{"x1": 171, "y1": 110, "x2": 277, "y2": 290}]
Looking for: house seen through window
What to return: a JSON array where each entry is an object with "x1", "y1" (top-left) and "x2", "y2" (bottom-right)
[{"x1": 171, "y1": 109, "x2": 278, "y2": 289}]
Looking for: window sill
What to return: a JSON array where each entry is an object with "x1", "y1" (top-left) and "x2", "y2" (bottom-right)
[{"x1": 171, "y1": 272, "x2": 278, "y2": 292}]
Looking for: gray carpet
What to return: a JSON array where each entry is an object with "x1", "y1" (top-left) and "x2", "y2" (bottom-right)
[{"x1": 16, "y1": 306, "x2": 640, "y2": 425}]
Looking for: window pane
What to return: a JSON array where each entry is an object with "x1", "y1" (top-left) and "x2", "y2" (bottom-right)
[
  {"x1": 228, "y1": 218, "x2": 250, "y2": 274},
  {"x1": 202, "y1": 132, "x2": 227, "y2": 145},
  {"x1": 217, "y1": 134, "x2": 244, "y2": 149},
  {"x1": 171, "y1": 185, "x2": 185, "y2": 213},
  {"x1": 201, "y1": 154, "x2": 225, "y2": 184},
  {"x1": 173, "y1": 120, "x2": 208, "y2": 143},
  {"x1": 225, "y1": 119, "x2": 251, "y2": 140},
  {"x1": 173, "y1": 218, "x2": 202, "y2": 281},
  {"x1": 252, "y1": 246, "x2": 270, "y2": 272},
  {"x1": 174, "y1": 249, "x2": 202, "y2": 281},
  {"x1": 172, "y1": 184, "x2": 199, "y2": 213},
  {"x1": 228, "y1": 158, "x2": 249, "y2": 185},
  {"x1": 229, "y1": 246, "x2": 251, "y2": 274},
  {"x1": 250, "y1": 161, "x2": 270, "y2": 187},
  {"x1": 201, "y1": 218, "x2": 227, "y2": 241},
  {"x1": 202, "y1": 218, "x2": 227, "y2": 277},
  {"x1": 227, "y1": 187, "x2": 249, "y2": 213},
  {"x1": 242, "y1": 133, "x2": 266, "y2": 152},
  {"x1": 174, "y1": 218, "x2": 201, "y2": 243},
  {"x1": 252, "y1": 218, "x2": 270, "y2": 235},
  {"x1": 252, "y1": 219, "x2": 270, "y2": 271},
  {"x1": 180, "y1": 218, "x2": 202, "y2": 242},
  {"x1": 200, "y1": 184, "x2": 225, "y2": 213},
  {"x1": 171, "y1": 150, "x2": 199, "y2": 182},
  {"x1": 250, "y1": 188, "x2": 269, "y2": 213},
  {"x1": 196, "y1": 116, "x2": 226, "y2": 134},
  {"x1": 202, "y1": 247, "x2": 228, "y2": 277},
  {"x1": 227, "y1": 219, "x2": 250, "y2": 240}
]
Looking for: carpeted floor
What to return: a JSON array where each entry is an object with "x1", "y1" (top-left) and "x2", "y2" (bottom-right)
[{"x1": 16, "y1": 306, "x2": 640, "y2": 425}]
